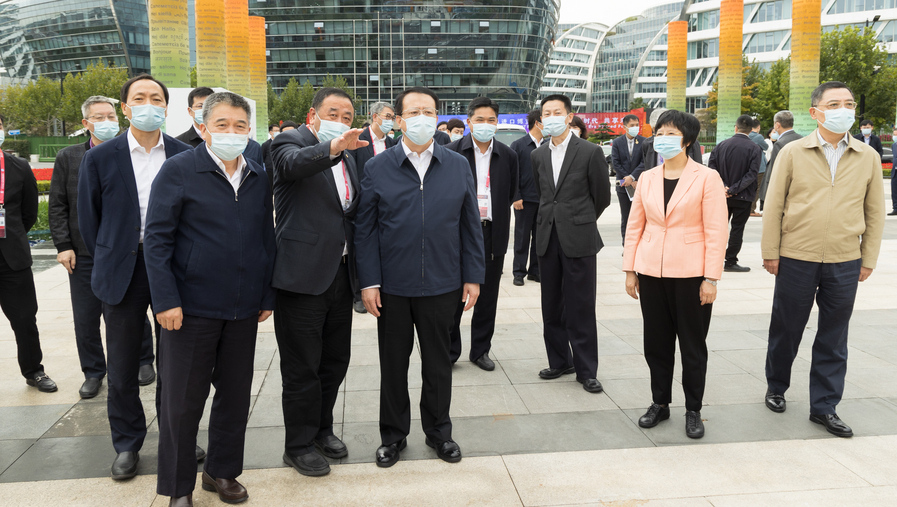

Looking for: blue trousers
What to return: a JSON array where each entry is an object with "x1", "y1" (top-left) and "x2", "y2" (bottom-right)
[{"x1": 765, "y1": 256, "x2": 861, "y2": 415}]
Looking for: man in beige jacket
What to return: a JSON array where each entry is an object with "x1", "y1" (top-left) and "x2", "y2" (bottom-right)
[{"x1": 761, "y1": 81, "x2": 884, "y2": 438}]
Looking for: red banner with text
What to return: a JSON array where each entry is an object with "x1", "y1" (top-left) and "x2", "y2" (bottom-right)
[{"x1": 577, "y1": 109, "x2": 647, "y2": 136}]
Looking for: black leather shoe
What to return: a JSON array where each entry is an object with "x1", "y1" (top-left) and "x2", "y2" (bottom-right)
[
  {"x1": 512, "y1": 276, "x2": 525, "y2": 286},
  {"x1": 724, "y1": 263, "x2": 751, "y2": 273},
  {"x1": 169, "y1": 495, "x2": 193, "y2": 506},
  {"x1": 538, "y1": 366, "x2": 575, "y2": 379},
  {"x1": 810, "y1": 413, "x2": 853, "y2": 438},
  {"x1": 353, "y1": 300, "x2": 367, "y2": 314},
  {"x1": 375, "y1": 438, "x2": 407, "y2": 468},
  {"x1": 888, "y1": 210, "x2": 897, "y2": 216},
  {"x1": 26, "y1": 372, "x2": 58, "y2": 393},
  {"x1": 195, "y1": 445, "x2": 206, "y2": 462},
  {"x1": 527, "y1": 273, "x2": 541, "y2": 283},
  {"x1": 138, "y1": 364, "x2": 156, "y2": 386},
  {"x1": 685, "y1": 411, "x2": 704, "y2": 439},
  {"x1": 111, "y1": 451, "x2": 139, "y2": 480},
  {"x1": 314, "y1": 434, "x2": 348, "y2": 459},
  {"x1": 425, "y1": 438, "x2": 462, "y2": 463},
  {"x1": 578, "y1": 378, "x2": 604, "y2": 393},
  {"x1": 638, "y1": 403, "x2": 671, "y2": 428},
  {"x1": 473, "y1": 353, "x2": 495, "y2": 371},
  {"x1": 79, "y1": 377, "x2": 102, "y2": 399},
  {"x1": 765, "y1": 390, "x2": 786, "y2": 413},
  {"x1": 283, "y1": 450, "x2": 330, "y2": 476},
  {"x1": 201, "y1": 470, "x2": 249, "y2": 504}
]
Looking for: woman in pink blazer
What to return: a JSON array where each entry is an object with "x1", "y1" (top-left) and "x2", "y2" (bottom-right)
[{"x1": 622, "y1": 110, "x2": 728, "y2": 439}]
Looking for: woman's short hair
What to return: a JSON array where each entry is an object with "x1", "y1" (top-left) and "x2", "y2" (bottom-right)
[
  {"x1": 653, "y1": 110, "x2": 700, "y2": 149},
  {"x1": 570, "y1": 115, "x2": 588, "y2": 137}
]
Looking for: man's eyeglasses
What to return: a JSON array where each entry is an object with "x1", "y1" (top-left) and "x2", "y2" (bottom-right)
[
  {"x1": 88, "y1": 115, "x2": 119, "y2": 122},
  {"x1": 815, "y1": 101, "x2": 857, "y2": 111}
]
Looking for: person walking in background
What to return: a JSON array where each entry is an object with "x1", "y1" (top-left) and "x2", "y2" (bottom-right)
[
  {"x1": 708, "y1": 115, "x2": 762, "y2": 273},
  {"x1": 611, "y1": 114, "x2": 645, "y2": 244},
  {"x1": 762, "y1": 81, "x2": 884, "y2": 438},
  {"x1": 569, "y1": 115, "x2": 588, "y2": 138},
  {"x1": 759, "y1": 111, "x2": 801, "y2": 203},
  {"x1": 748, "y1": 118, "x2": 769, "y2": 217},
  {"x1": 447, "y1": 119, "x2": 466, "y2": 142},
  {"x1": 622, "y1": 110, "x2": 727, "y2": 439},
  {"x1": 510, "y1": 110, "x2": 545, "y2": 286},
  {"x1": 854, "y1": 120, "x2": 883, "y2": 158},
  {"x1": 890, "y1": 126, "x2": 897, "y2": 216}
]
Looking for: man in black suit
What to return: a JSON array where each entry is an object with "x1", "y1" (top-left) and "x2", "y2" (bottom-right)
[
  {"x1": 510, "y1": 110, "x2": 545, "y2": 286},
  {"x1": 265, "y1": 121, "x2": 298, "y2": 185},
  {"x1": 260, "y1": 123, "x2": 280, "y2": 184},
  {"x1": 532, "y1": 94, "x2": 611, "y2": 394},
  {"x1": 271, "y1": 88, "x2": 368, "y2": 477},
  {"x1": 854, "y1": 120, "x2": 884, "y2": 158},
  {"x1": 175, "y1": 86, "x2": 265, "y2": 168},
  {"x1": 434, "y1": 127, "x2": 452, "y2": 145},
  {"x1": 708, "y1": 114, "x2": 762, "y2": 273},
  {"x1": 78, "y1": 74, "x2": 194, "y2": 480},
  {"x1": 759, "y1": 110, "x2": 802, "y2": 202},
  {"x1": 0, "y1": 115, "x2": 56, "y2": 393},
  {"x1": 447, "y1": 97, "x2": 519, "y2": 371},
  {"x1": 611, "y1": 114, "x2": 645, "y2": 243}
]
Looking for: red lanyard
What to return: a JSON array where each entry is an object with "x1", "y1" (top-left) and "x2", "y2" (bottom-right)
[
  {"x1": 0, "y1": 152, "x2": 5, "y2": 206},
  {"x1": 340, "y1": 160, "x2": 350, "y2": 205},
  {"x1": 369, "y1": 127, "x2": 378, "y2": 156}
]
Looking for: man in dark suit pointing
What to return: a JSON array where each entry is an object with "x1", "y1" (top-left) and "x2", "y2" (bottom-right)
[{"x1": 611, "y1": 114, "x2": 645, "y2": 244}]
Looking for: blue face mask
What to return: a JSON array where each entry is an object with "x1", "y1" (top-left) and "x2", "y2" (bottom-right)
[
  {"x1": 814, "y1": 107, "x2": 855, "y2": 135},
  {"x1": 209, "y1": 133, "x2": 248, "y2": 162},
  {"x1": 654, "y1": 135, "x2": 684, "y2": 160},
  {"x1": 402, "y1": 115, "x2": 437, "y2": 145},
  {"x1": 127, "y1": 104, "x2": 166, "y2": 132},
  {"x1": 90, "y1": 120, "x2": 120, "y2": 142},
  {"x1": 378, "y1": 118, "x2": 394, "y2": 133},
  {"x1": 628, "y1": 126, "x2": 640, "y2": 137},
  {"x1": 450, "y1": 133, "x2": 463, "y2": 142},
  {"x1": 861, "y1": 128, "x2": 872, "y2": 136},
  {"x1": 316, "y1": 114, "x2": 350, "y2": 143},
  {"x1": 541, "y1": 115, "x2": 569, "y2": 137},
  {"x1": 770, "y1": 131, "x2": 780, "y2": 141},
  {"x1": 471, "y1": 123, "x2": 496, "y2": 143},
  {"x1": 192, "y1": 108, "x2": 204, "y2": 125}
]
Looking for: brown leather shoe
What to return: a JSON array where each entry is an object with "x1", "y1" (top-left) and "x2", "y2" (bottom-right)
[
  {"x1": 201, "y1": 470, "x2": 248, "y2": 504},
  {"x1": 169, "y1": 496, "x2": 193, "y2": 506}
]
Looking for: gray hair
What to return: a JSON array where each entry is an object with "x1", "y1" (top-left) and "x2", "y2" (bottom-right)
[
  {"x1": 81, "y1": 96, "x2": 117, "y2": 119},
  {"x1": 370, "y1": 101, "x2": 393, "y2": 117},
  {"x1": 202, "y1": 92, "x2": 252, "y2": 124},
  {"x1": 773, "y1": 110, "x2": 794, "y2": 129}
]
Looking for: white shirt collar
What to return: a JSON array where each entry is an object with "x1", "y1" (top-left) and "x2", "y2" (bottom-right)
[
  {"x1": 474, "y1": 139, "x2": 494, "y2": 156},
  {"x1": 204, "y1": 143, "x2": 248, "y2": 173},
  {"x1": 127, "y1": 128, "x2": 164, "y2": 154},
  {"x1": 816, "y1": 130, "x2": 850, "y2": 148},
  {"x1": 192, "y1": 122, "x2": 203, "y2": 137},
  {"x1": 781, "y1": 129, "x2": 794, "y2": 137},
  {"x1": 530, "y1": 133, "x2": 541, "y2": 146},
  {"x1": 401, "y1": 137, "x2": 435, "y2": 159},
  {"x1": 370, "y1": 125, "x2": 387, "y2": 141},
  {"x1": 548, "y1": 130, "x2": 573, "y2": 152}
]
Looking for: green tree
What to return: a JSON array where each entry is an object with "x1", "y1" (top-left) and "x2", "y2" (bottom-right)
[
  {"x1": 628, "y1": 97, "x2": 647, "y2": 111},
  {"x1": 12, "y1": 77, "x2": 63, "y2": 135},
  {"x1": 190, "y1": 65, "x2": 197, "y2": 88},
  {"x1": 704, "y1": 55, "x2": 762, "y2": 127},
  {"x1": 593, "y1": 122, "x2": 615, "y2": 141},
  {"x1": 753, "y1": 57, "x2": 790, "y2": 131},
  {"x1": 266, "y1": 81, "x2": 281, "y2": 124},
  {"x1": 322, "y1": 74, "x2": 366, "y2": 128},
  {"x1": 59, "y1": 60, "x2": 130, "y2": 130}
]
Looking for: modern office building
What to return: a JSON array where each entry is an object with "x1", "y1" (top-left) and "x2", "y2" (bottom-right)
[
  {"x1": 0, "y1": 0, "x2": 150, "y2": 82},
  {"x1": 251, "y1": 0, "x2": 561, "y2": 115},
  {"x1": 539, "y1": 22, "x2": 608, "y2": 111}
]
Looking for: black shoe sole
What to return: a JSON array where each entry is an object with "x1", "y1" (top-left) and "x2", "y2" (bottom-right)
[
  {"x1": 425, "y1": 439, "x2": 462, "y2": 463},
  {"x1": 137, "y1": 376, "x2": 155, "y2": 386},
  {"x1": 539, "y1": 366, "x2": 576, "y2": 380},
  {"x1": 110, "y1": 469, "x2": 138, "y2": 481},
  {"x1": 686, "y1": 429, "x2": 705, "y2": 439},
  {"x1": 765, "y1": 400, "x2": 786, "y2": 413},
  {"x1": 25, "y1": 380, "x2": 58, "y2": 393},
  {"x1": 79, "y1": 389, "x2": 100, "y2": 399},
  {"x1": 283, "y1": 453, "x2": 331, "y2": 476},
  {"x1": 201, "y1": 482, "x2": 249, "y2": 504},
  {"x1": 809, "y1": 415, "x2": 853, "y2": 438},
  {"x1": 314, "y1": 440, "x2": 349, "y2": 459},
  {"x1": 638, "y1": 412, "x2": 670, "y2": 428},
  {"x1": 375, "y1": 440, "x2": 407, "y2": 468},
  {"x1": 473, "y1": 358, "x2": 495, "y2": 372}
]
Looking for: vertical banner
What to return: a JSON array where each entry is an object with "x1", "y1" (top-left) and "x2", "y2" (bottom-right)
[
  {"x1": 666, "y1": 21, "x2": 688, "y2": 112},
  {"x1": 717, "y1": 0, "x2": 744, "y2": 143},
  {"x1": 225, "y1": 0, "x2": 250, "y2": 96},
  {"x1": 149, "y1": 0, "x2": 190, "y2": 87},
  {"x1": 790, "y1": 0, "x2": 822, "y2": 135},
  {"x1": 196, "y1": 0, "x2": 227, "y2": 87},
  {"x1": 249, "y1": 16, "x2": 268, "y2": 143}
]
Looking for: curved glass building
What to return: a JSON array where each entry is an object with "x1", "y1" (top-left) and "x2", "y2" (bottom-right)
[
  {"x1": 539, "y1": 22, "x2": 608, "y2": 111},
  {"x1": 251, "y1": 0, "x2": 560, "y2": 114}
]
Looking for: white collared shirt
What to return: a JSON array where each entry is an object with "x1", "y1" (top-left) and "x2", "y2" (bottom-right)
[
  {"x1": 331, "y1": 158, "x2": 354, "y2": 210},
  {"x1": 192, "y1": 122, "x2": 203, "y2": 138},
  {"x1": 548, "y1": 130, "x2": 573, "y2": 185},
  {"x1": 529, "y1": 133, "x2": 541, "y2": 147},
  {"x1": 474, "y1": 139, "x2": 494, "y2": 222},
  {"x1": 204, "y1": 144, "x2": 247, "y2": 193},
  {"x1": 370, "y1": 126, "x2": 387, "y2": 156},
  {"x1": 401, "y1": 138, "x2": 434, "y2": 182},
  {"x1": 864, "y1": 135, "x2": 871, "y2": 145},
  {"x1": 627, "y1": 135, "x2": 635, "y2": 155},
  {"x1": 127, "y1": 129, "x2": 166, "y2": 242},
  {"x1": 816, "y1": 130, "x2": 850, "y2": 184}
]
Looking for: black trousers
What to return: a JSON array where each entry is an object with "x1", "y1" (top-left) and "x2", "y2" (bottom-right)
[
  {"x1": 450, "y1": 221, "x2": 504, "y2": 363},
  {"x1": 102, "y1": 252, "x2": 160, "y2": 453},
  {"x1": 0, "y1": 250, "x2": 44, "y2": 378},
  {"x1": 378, "y1": 289, "x2": 460, "y2": 446},
  {"x1": 765, "y1": 257, "x2": 861, "y2": 415},
  {"x1": 725, "y1": 199, "x2": 752, "y2": 266},
  {"x1": 512, "y1": 202, "x2": 539, "y2": 278},
  {"x1": 616, "y1": 184, "x2": 632, "y2": 245},
  {"x1": 891, "y1": 172, "x2": 897, "y2": 212},
  {"x1": 70, "y1": 255, "x2": 154, "y2": 379},
  {"x1": 539, "y1": 226, "x2": 599, "y2": 380},
  {"x1": 157, "y1": 314, "x2": 257, "y2": 497},
  {"x1": 638, "y1": 275, "x2": 712, "y2": 412},
  {"x1": 274, "y1": 262, "x2": 352, "y2": 456}
]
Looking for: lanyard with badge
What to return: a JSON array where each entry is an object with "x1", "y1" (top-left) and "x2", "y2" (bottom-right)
[
  {"x1": 478, "y1": 169, "x2": 490, "y2": 220},
  {"x1": 369, "y1": 127, "x2": 379, "y2": 156},
  {"x1": 339, "y1": 160, "x2": 350, "y2": 209},
  {"x1": 0, "y1": 151, "x2": 6, "y2": 238}
]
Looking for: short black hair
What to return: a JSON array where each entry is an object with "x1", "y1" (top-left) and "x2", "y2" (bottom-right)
[
  {"x1": 736, "y1": 114, "x2": 754, "y2": 133},
  {"x1": 751, "y1": 118, "x2": 762, "y2": 129},
  {"x1": 526, "y1": 109, "x2": 542, "y2": 130},
  {"x1": 570, "y1": 115, "x2": 587, "y2": 136},
  {"x1": 437, "y1": 121, "x2": 447, "y2": 128},
  {"x1": 311, "y1": 87, "x2": 353, "y2": 111},
  {"x1": 540, "y1": 94, "x2": 572, "y2": 114},
  {"x1": 395, "y1": 87, "x2": 440, "y2": 116},
  {"x1": 467, "y1": 97, "x2": 499, "y2": 118},
  {"x1": 120, "y1": 74, "x2": 169, "y2": 105},
  {"x1": 622, "y1": 114, "x2": 639, "y2": 126},
  {"x1": 188, "y1": 87, "x2": 214, "y2": 108},
  {"x1": 280, "y1": 121, "x2": 299, "y2": 129},
  {"x1": 269, "y1": 124, "x2": 280, "y2": 132},
  {"x1": 810, "y1": 81, "x2": 854, "y2": 108},
  {"x1": 860, "y1": 119, "x2": 874, "y2": 127},
  {"x1": 654, "y1": 110, "x2": 700, "y2": 150},
  {"x1": 446, "y1": 118, "x2": 465, "y2": 131}
]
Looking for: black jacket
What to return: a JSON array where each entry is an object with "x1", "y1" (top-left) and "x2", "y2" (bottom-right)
[
  {"x1": 49, "y1": 140, "x2": 91, "y2": 256},
  {"x1": 853, "y1": 133, "x2": 884, "y2": 158},
  {"x1": 434, "y1": 129, "x2": 452, "y2": 146},
  {"x1": 632, "y1": 136, "x2": 703, "y2": 180},
  {"x1": 271, "y1": 125, "x2": 360, "y2": 296},
  {"x1": 509, "y1": 133, "x2": 544, "y2": 203},
  {"x1": 610, "y1": 134, "x2": 646, "y2": 179},
  {"x1": 446, "y1": 134, "x2": 519, "y2": 257},
  {"x1": 176, "y1": 125, "x2": 266, "y2": 168},
  {"x1": 531, "y1": 133, "x2": 611, "y2": 258},
  {"x1": 0, "y1": 151, "x2": 38, "y2": 271},
  {"x1": 760, "y1": 129, "x2": 803, "y2": 200},
  {"x1": 708, "y1": 133, "x2": 762, "y2": 203},
  {"x1": 349, "y1": 126, "x2": 396, "y2": 180}
]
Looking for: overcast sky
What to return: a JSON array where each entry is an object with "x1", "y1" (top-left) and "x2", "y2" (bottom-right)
[{"x1": 558, "y1": 0, "x2": 676, "y2": 28}]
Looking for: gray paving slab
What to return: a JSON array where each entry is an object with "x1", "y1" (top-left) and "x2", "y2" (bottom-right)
[
  {"x1": 242, "y1": 424, "x2": 344, "y2": 470},
  {"x1": 0, "y1": 440, "x2": 34, "y2": 475},
  {"x1": 253, "y1": 348, "x2": 277, "y2": 371},
  {"x1": 44, "y1": 400, "x2": 158, "y2": 438},
  {"x1": 500, "y1": 358, "x2": 578, "y2": 385},
  {"x1": 0, "y1": 404, "x2": 73, "y2": 440}
]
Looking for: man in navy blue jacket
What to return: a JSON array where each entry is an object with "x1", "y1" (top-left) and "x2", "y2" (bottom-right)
[
  {"x1": 510, "y1": 110, "x2": 545, "y2": 286},
  {"x1": 611, "y1": 114, "x2": 645, "y2": 243},
  {"x1": 145, "y1": 92, "x2": 275, "y2": 507},
  {"x1": 356, "y1": 87, "x2": 485, "y2": 468},
  {"x1": 78, "y1": 74, "x2": 193, "y2": 481}
]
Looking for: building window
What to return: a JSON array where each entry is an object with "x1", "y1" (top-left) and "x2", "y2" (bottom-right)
[
  {"x1": 687, "y1": 39, "x2": 718, "y2": 59},
  {"x1": 751, "y1": 1, "x2": 792, "y2": 23},
  {"x1": 688, "y1": 10, "x2": 720, "y2": 32},
  {"x1": 744, "y1": 30, "x2": 788, "y2": 53},
  {"x1": 828, "y1": 0, "x2": 897, "y2": 14}
]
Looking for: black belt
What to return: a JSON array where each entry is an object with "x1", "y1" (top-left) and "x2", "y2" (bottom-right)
[{"x1": 481, "y1": 220, "x2": 492, "y2": 226}]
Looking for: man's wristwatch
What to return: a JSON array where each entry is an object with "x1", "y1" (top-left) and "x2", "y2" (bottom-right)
[{"x1": 704, "y1": 279, "x2": 718, "y2": 286}]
